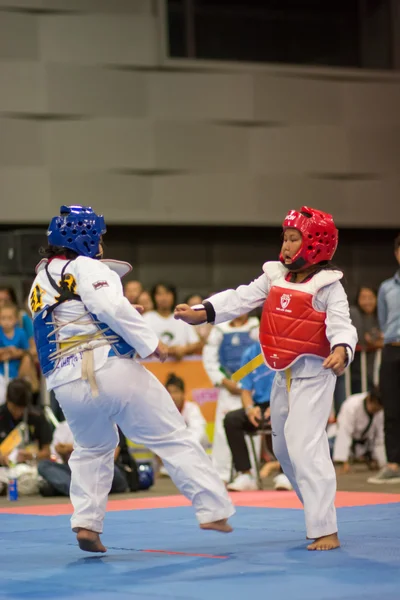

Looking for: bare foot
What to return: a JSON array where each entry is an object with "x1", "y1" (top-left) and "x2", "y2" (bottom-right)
[
  {"x1": 200, "y1": 518, "x2": 233, "y2": 533},
  {"x1": 75, "y1": 528, "x2": 107, "y2": 553},
  {"x1": 307, "y1": 533, "x2": 340, "y2": 551}
]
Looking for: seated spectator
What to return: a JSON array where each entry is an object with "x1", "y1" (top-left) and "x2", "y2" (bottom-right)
[
  {"x1": 137, "y1": 289, "x2": 154, "y2": 314},
  {"x1": 157, "y1": 373, "x2": 208, "y2": 476},
  {"x1": 0, "y1": 379, "x2": 51, "y2": 467},
  {"x1": 144, "y1": 282, "x2": 201, "y2": 359},
  {"x1": 123, "y1": 280, "x2": 143, "y2": 305},
  {"x1": 225, "y1": 341, "x2": 291, "y2": 491},
  {"x1": 38, "y1": 422, "x2": 133, "y2": 496},
  {"x1": 0, "y1": 304, "x2": 31, "y2": 404},
  {"x1": 350, "y1": 286, "x2": 383, "y2": 393},
  {"x1": 332, "y1": 386, "x2": 385, "y2": 473}
]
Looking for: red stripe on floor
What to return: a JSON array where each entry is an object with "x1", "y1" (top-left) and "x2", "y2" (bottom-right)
[{"x1": 0, "y1": 490, "x2": 399, "y2": 515}]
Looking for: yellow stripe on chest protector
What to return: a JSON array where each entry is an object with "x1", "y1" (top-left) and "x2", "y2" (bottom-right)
[
  {"x1": 231, "y1": 353, "x2": 265, "y2": 383},
  {"x1": 285, "y1": 368, "x2": 292, "y2": 392}
]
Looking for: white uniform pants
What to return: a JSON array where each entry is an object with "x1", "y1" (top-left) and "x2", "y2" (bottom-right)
[
  {"x1": 270, "y1": 369, "x2": 337, "y2": 539},
  {"x1": 54, "y1": 358, "x2": 235, "y2": 533},
  {"x1": 212, "y1": 387, "x2": 260, "y2": 483}
]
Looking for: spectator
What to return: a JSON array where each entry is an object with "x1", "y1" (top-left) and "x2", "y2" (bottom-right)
[
  {"x1": 350, "y1": 287, "x2": 383, "y2": 393},
  {"x1": 333, "y1": 386, "x2": 385, "y2": 473},
  {"x1": 137, "y1": 289, "x2": 154, "y2": 314},
  {"x1": 0, "y1": 303, "x2": 30, "y2": 404},
  {"x1": 157, "y1": 373, "x2": 208, "y2": 476},
  {"x1": 202, "y1": 314, "x2": 259, "y2": 483},
  {"x1": 123, "y1": 280, "x2": 143, "y2": 305},
  {"x1": 225, "y1": 341, "x2": 277, "y2": 491},
  {"x1": 0, "y1": 286, "x2": 35, "y2": 354},
  {"x1": 144, "y1": 282, "x2": 201, "y2": 359},
  {"x1": 0, "y1": 379, "x2": 51, "y2": 467},
  {"x1": 368, "y1": 234, "x2": 400, "y2": 484},
  {"x1": 38, "y1": 422, "x2": 131, "y2": 496},
  {"x1": 185, "y1": 293, "x2": 213, "y2": 343}
]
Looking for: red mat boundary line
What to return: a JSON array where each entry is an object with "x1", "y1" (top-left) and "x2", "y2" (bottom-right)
[{"x1": 0, "y1": 490, "x2": 400, "y2": 516}]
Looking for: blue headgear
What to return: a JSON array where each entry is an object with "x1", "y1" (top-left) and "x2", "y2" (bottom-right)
[{"x1": 47, "y1": 205, "x2": 106, "y2": 258}]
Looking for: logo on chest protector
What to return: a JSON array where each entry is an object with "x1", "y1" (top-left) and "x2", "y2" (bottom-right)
[
  {"x1": 278, "y1": 293, "x2": 292, "y2": 312},
  {"x1": 92, "y1": 280, "x2": 109, "y2": 290}
]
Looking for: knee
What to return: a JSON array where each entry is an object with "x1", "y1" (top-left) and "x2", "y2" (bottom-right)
[
  {"x1": 37, "y1": 459, "x2": 53, "y2": 476},
  {"x1": 223, "y1": 409, "x2": 242, "y2": 434}
]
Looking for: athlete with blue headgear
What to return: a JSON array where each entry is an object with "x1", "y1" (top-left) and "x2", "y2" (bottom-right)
[{"x1": 29, "y1": 206, "x2": 234, "y2": 553}]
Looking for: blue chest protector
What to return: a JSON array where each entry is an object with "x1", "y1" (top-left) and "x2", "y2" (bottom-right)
[
  {"x1": 218, "y1": 330, "x2": 255, "y2": 377},
  {"x1": 33, "y1": 260, "x2": 135, "y2": 376}
]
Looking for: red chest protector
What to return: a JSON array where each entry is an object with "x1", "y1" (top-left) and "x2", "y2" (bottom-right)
[{"x1": 259, "y1": 262, "x2": 342, "y2": 371}]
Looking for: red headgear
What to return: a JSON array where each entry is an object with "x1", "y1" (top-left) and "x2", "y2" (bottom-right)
[{"x1": 279, "y1": 206, "x2": 338, "y2": 271}]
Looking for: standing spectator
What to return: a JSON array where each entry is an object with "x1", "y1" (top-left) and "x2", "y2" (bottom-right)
[
  {"x1": 123, "y1": 280, "x2": 143, "y2": 305},
  {"x1": 350, "y1": 287, "x2": 383, "y2": 393},
  {"x1": 137, "y1": 289, "x2": 154, "y2": 314},
  {"x1": 144, "y1": 283, "x2": 202, "y2": 360},
  {"x1": 368, "y1": 234, "x2": 400, "y2": 484}
]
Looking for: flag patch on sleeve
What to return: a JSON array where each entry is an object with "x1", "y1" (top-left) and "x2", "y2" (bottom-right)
[{"x1": 92, "y1": 280, "x2": 109, "y2": 290}]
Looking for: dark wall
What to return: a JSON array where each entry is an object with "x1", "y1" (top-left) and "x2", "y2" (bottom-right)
[{"x1": 0, "y1": 225, "x2": 398, "y2": 306}]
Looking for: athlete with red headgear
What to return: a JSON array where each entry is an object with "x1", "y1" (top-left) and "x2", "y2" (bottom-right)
[{"x1": 175, "y1": 207, "x2": 357, "y2": 551}]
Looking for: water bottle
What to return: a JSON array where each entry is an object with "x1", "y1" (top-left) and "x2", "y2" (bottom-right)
[{"x1": 7, "y1": 469, "x2": 18, "y2": 502}]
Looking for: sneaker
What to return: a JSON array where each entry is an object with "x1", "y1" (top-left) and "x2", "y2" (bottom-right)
[
  {"x1": 158, "y1": 465, "x2": 169, "y2": 477},
  {"x1": 367, "y1": 466, "x2": 400, "y2": 484},
  {"x1": 273, "y1": 473, "x2": 293, "y2": 491},
  {"x1": 227, "y1": 473, "x2": 258, "y2": 491}
]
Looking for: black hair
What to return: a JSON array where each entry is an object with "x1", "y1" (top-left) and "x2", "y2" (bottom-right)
[
  {"x1": 0, "y1": 286, "x2": 18, "y2": 305},
  {"x1": 165, "y1": 373, "x2": 185, "y2": 392},
  {"x1": 184, "y1": 293, "x2": 204, "y2": 305},
  {"x1": 39, "y1": 245, "x2": 78, "y2": 260},
  {"x1": 151, "y1": 282, "x2": 177, "y2": 309},
  {"x1": 354, "y1": 286, "x2": 378, "y2": 314},
  {"x1": 368, "y1": 385, "x2": 383, "y2": 406},
  {"x1": 6, "y1": 378, "x2": 32, "y2": 407},
  {"x1": 395, "y1": 233, "x2": 400, "y2": 252}
]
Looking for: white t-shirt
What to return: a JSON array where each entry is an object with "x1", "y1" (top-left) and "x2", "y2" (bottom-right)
[
  {"x1": 50, "y1": 420, "x2": 74, "y2": 463},
  {"x1": 143, "y1": 311, "x2": 199, "y2": 347},
  {"x1": 181, "y1": 401, "x2": 209, "y2": 448}
]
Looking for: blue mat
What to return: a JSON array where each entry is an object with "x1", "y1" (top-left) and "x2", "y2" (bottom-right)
[{"x1": 1, "y1": 504, "x2": 400, "y2": 600}]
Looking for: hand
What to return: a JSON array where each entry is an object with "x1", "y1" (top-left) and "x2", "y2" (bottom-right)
[
  {"x1": 174, "y1": 304, "x2": 206, "y2": 325},
  {"x1": 153, "y1": 341, "x2": 168, "y2": 363},
  {"x1": 323, "y1": 346, "x2": 347, "y2": 376},
  {"x1": 132, "y1": 304, "x2": 144, "y2": 315},
  {"x1": 222, "y1": 378, "x2": 241, "y2": 395},
  {"x1": 0, "y1": 452, "x2": 9, "y2": 467},
  {"x1": 17, "y1": 450, "x2": 32, "y2": 463},
  {"x1": 247, "y1": 405, "x2": 262, "y2": 428},
  {"x1": 168, "y1": 345, "x2": 186, "y2": 361}
]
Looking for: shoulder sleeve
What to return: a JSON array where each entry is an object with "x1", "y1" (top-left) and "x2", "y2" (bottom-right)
[{"x1": 317, "y1": 281, "x2": 358, "y2": 360}]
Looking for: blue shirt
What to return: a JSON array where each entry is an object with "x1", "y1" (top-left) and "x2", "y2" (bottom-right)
[
  {"x1": 20, "y1": 312, "x2": 34, "y2": 341},
  {"x1": 0, "y1": 326, "x2": 29, "y2": 379},
  {"x1": 239, "y1": 342, "x2": 275, "y2": 405},
  {"x1": 378, "y1": 270, "x2": 400, "y2": 344}
]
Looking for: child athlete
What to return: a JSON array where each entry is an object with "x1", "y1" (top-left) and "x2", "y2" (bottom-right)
[
  {"x1": 29, "y1": 205, "x2": 234, "y2": 553},
  {"x1": 175, "y1": 207, "x2": 357, "y2": 551}
]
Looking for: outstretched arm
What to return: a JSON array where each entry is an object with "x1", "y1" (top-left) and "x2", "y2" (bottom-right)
[{"x1": 175, "y1": 272, "x2": 269, "y2": 326}]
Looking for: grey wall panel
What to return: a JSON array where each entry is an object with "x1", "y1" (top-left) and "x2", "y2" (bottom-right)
[
  {"x1": 46, "y1": 66, "x2": 148, "y2": 117},
  {"x1": 0, "y1": 119, "x2": 44, "y2": 166},
  {"x1": 43, "y1": 120, "x2": 154, "y2": 169},
  {"x1": 147, "y1": 72, "x2": 254, "y2": 121},
  {"x1": 341, "y1": 81, "x2": 400, "y2": 126},
  {"x1": 48, "y1": 171, "x2": 152, "y2": 218},
  {"x1": 348, "y1": 129, "x2": 400, "y2": 174},
  {"x1": 0, "y1": 13, "x2": 38, "y2": 60},
  {"x1": 0, "y1": 168, "x2": 50, "y2": 221},
  {"x1": 0, "y1": 0, "x2": 153, "y2": 11},
  {"x1": 0, "y1": 62, "x2": 45, "y2": 113},
  {"x1": 154, "y1": 122, "x2": 249, "y2": 172},
  {"x1": 39, "y1": 15, "x2": 158, "y2": 66},
  {"x1": 253, "y1": 75, "x2": 342, "y2": 125},
  {"x1": 249, "y1": 127, "x2": 350, "y2": 175}
]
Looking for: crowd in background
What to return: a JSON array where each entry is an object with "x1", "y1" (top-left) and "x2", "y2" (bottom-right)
[{"x1": 0, "y1": 231, "x2": 399, "y2": 495}]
